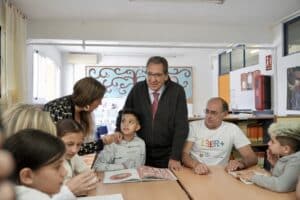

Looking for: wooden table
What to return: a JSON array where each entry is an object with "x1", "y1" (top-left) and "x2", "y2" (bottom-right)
[
  {"x1": 89, "y1": 180, "x2": 189, "y2": 200},
  {"x1": 174, "y1": 166, "x2": 295, "y2": 200}
]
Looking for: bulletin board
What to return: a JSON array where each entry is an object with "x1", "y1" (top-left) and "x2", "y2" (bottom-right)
[{"x1": 86, "y1": 66, "x2": 193, "y2": 103}]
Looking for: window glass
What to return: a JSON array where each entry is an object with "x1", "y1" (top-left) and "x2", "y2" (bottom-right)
[
  {"x1": 219, "y1": 52, "x2": 230, "y2": 75},
  {"x1": 231, "y1": 46, "x2": 244, "y2": 70},
  {"x1": 33, "y1": 51, "x2": 60, "y2": 103},
  {"x1": 245, "y1": 49, "x2": 259, "y2": 67},
  {"x1": 284, "y1": 16, "x2": 300, "y2": 56}
]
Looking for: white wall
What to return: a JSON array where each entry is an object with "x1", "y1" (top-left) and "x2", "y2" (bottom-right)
[
  {"x1": 274, "y1": 23, "x2": 300, "y2": 116},
  {"x1": 60, "y1": 49, "x2": 215, "y2": 117},
  {"x1": 28, "y1": 20, "x2": 273, "y2": 44}
]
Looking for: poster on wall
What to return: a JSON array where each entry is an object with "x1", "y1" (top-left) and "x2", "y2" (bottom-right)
[
  {"x1": 86, "y1": 66, "x2": 193, "y2": 102},
  {"x1": 287, "y1": 66, "x2": 300, "y2": 111}
]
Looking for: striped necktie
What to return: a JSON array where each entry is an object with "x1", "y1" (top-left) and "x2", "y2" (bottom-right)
[{"x1": 152, "y1": 92, "x2": 159, "y2": 119}]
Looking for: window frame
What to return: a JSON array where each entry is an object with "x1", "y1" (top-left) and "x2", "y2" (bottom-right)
[
  {"x1": 219, "y1": 51, "x2": 231, "y2": 75},
  {"x1": 283, "y1": 16, "x2": 300, "y2": 56},
  {"x1": 0, "y1": 26, "x2": 1, "y2": 98},
  {"x1": 231, "y1": 45, "x2": 245, "y2": 71},
  {"x1": 32, "y1": 50, "x2": 60, "y2": 103},
  {"x1": 245, "y1": 49, "x2": 259, "y2": 67}
]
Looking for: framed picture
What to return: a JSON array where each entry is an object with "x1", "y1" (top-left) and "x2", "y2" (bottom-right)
[{"x1": 287, "y1": 66, "x2": 300, "y2": 111}]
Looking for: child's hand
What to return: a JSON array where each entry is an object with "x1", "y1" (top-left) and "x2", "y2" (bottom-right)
[
  {"x1": 266, "y1": 149, "x2": 278, "y2": 167},
  {"x1": 237, "y1": 170, "x2": 255, "y2": 181},
  {"x1": 66, "y1": 170, "x2": 98, "y2": 196},
  {"x1": 226, "y1": 160, "x2": 245, "y2": 172},
  {"x1": 102, "y1": 132, "x2": 122, "y2": 145}
]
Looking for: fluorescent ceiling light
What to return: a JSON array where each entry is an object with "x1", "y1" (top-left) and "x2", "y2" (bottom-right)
[
  {"x1": 250, "y1": 49, "x2": 259, "y2": 54},
  {"x1": 66, "y1": 53, "x2": 98, "y2": 64}
]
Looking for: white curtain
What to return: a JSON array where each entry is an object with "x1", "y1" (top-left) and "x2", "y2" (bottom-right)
[{"x1": 2, "y1": 0, "x2": 27, "y2": 106}]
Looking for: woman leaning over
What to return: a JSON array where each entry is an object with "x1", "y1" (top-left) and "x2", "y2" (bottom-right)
[{"x1": 43, "y1": 77, "x2": 120, "y2": 155}]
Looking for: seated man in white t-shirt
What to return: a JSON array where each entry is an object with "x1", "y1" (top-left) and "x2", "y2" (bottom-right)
[{"x1": 182, "y1": 97, "x2": 257, "y2": 175}]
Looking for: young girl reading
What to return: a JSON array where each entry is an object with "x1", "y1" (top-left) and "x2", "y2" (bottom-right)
[
  {"x1": 3, "y1": 129, "x2": 75, "y2": 200},
  {"x1": 56, "y1": 119, "x2": 98, "y2": 196}
]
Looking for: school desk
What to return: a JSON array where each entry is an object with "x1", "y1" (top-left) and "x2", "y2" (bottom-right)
[
  {"x1": 173, "y1": 166, "x2": 295, "y2": 200},
  {"x1": 88, "y1": 179, "x2": 189, "y2": 200}
]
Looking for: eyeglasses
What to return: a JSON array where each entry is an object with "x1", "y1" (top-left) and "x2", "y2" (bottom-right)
[
  {"x1": 204, "y1": 109, "x2": 221, "y2": 117},
  {"x1": 146, "y1": 72, "x2": 165, "y2": 78}
]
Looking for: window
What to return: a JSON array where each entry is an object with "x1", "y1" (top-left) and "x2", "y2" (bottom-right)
[
  {"x1": 245, "y1": 49, "x2": 259, "y2": 67},
  {"x1": 219, "y1": 52, "x2": 231, "y2": 75},
  {"x1": 284, "y1": 16, "x2": 300, "y2": 56},
  {"x1": 33, "y1": 51, "x2": 60, "y2": 103},
  {"x1": 231, "y1": 45, "x2": 245, "y2": 70},
  {"x1": 0, "y1": 26, "x2": 1, "y2": 98},
  {"x1": 218, "y1": 45, "x2": 261, "y2": 74}
]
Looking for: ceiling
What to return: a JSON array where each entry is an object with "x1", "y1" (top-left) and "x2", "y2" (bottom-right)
[
  {"x1": 11, "y1": 0, "x2": 300, "y2": 54},
  {"x1": 11, "y1": 0, "x2": 300, "y2": 25}
]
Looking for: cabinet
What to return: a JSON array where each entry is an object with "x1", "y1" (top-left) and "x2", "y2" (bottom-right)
[{"x1": 224, "y1": 114, "x2": 274, "y2": 169}]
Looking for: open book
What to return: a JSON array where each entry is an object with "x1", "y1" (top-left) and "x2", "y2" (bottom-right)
[
  {"x1": 228, "y1": 170, "x2": 268, "y2": 184},
  {"x1": 78, "y1": 194, "x2": 123, "y2": 200},
  {"x1": 103, "y1": 166, "x2": 177, "y2": 184}
]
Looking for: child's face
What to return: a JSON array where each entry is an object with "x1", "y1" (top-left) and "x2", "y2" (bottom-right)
[
  {"x1": 268, "y1": 135, "x2": 286, "y2": 155},
  {"x1": 120, "y1": 114, "x2": 140, "y2": 136},
  {"x1": 61, "y1": 132, "x2": 84, "y2": 160},
  {"x1": 30, "y1": 157, "x2": 66, "y2": 195}
]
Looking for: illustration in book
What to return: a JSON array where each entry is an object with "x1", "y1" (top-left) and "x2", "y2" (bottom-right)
[{"x1": 103, "y1": 166, "x2": 177, "y2": 184}]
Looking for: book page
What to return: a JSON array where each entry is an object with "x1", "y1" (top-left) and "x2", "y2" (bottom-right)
[
  {"x1": 137, "y1": 166, "x2": 177, "y2": 181},
  {"x1": 228, "y1": 170, "x2": 268, "y2": 185},
  {"x1": 103, "y1": 169, "x2": 141, "y2": 184},
  {"x1": 78, "y1": 194, "x2": 123, "y2": 200}
]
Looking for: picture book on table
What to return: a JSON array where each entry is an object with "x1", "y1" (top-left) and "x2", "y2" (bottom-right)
[
  {"x1": 103, "y1": 166, "x2": 177, "y2": 184},
  {"x1": 228, "y1": 170, "x2": 269, "y2": 184},
  {"x1": 78, "y1": 194, "x2": 123, "y2": 200}
]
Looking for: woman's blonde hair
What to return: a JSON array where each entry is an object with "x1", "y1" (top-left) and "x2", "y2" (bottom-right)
[{"x1": 2, "y1": 104, "x2": 57, "y2": 138}]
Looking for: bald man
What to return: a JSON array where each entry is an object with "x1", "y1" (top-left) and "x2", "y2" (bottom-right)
[{"x1": 182, "y1": 97, "x2": 257, "y2": 175}]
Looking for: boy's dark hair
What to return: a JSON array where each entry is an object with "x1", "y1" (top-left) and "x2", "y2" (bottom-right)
[
  {"x1": 56, "y1": 119, "x2": 84, "y2": 138},
  {"x1": 3, "y1": 129, "x2": 65, "y2": 184},
  {"x1": 115, "y1": 108, "x2": 140, "y2": 132},
  {"x1": 276, "y1": 136, "x2": 300, "y2": 152}
]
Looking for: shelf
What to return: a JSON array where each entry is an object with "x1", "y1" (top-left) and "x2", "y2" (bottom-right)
[
  {"x1": 188, "y1": 114, "x2": 274, "y2": 122},
  {"x1": 225, "y1": 114, "x2": 274, "y2": 121}
]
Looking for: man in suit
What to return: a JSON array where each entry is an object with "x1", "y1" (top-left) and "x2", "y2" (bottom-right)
[{"x1": 124, "y1": 56, "x2": 189, "y2": 170}]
